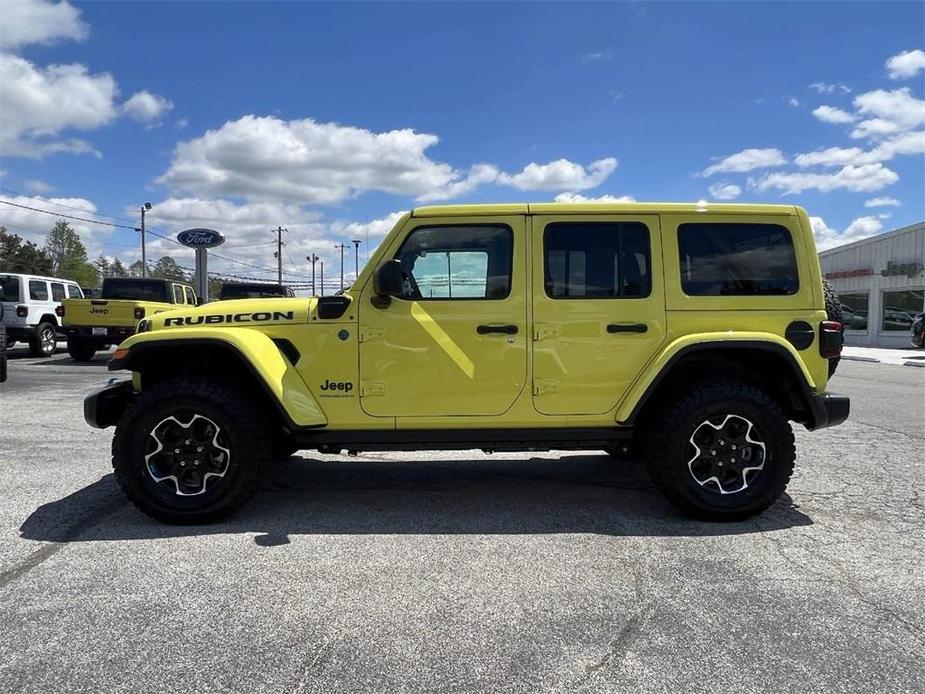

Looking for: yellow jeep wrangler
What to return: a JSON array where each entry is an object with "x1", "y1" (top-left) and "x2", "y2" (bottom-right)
[
  {"x1": 63, "y1": 277, "x2": 197, "y2": 361},
  {"x1": 85, "y1": 203, "x2": 848, "y2": 523}
]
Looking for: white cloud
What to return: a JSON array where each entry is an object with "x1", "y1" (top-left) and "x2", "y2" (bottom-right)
[
  {"x1": 24, "y1": 178, "x2": 54, "y2": 193},
  {"x1": 122, "y1": 90, "x2": 174, "y2": 126},
  {"x1": 707, "y1": 183, "x2": 742, "y2": 200},
  {"x1": 851, "y1": 87, "x2": 925, "y2": 139},
  {"x1": 582, "y1": 50, "x2": 612, "y2": 63},
  {"x1": 174, "y1": 118, "x2": 189, "y2": 130},
  {"x1": 0, "y1": 0, "x2": 87, "y2": 51},
  {"x1": 809, "y1": 82, "x2": 851, "y2": 95},
  {"x1": 886, "y1": 49, "x2": 925, "y2": 80},
  {"x1": 789, "y1": 97, "x2": 802, "y2": 107},
  {"x1": 795, "y1": 131, "x2": 925, "y2": 168},
  {"x1": 811, "y1": 215, "x2": 883, "y2": 251},
  {"x1": 812, "y1": 105, "x2": 856, "y2": 124},
  {"x1": 416, "y1": 164, "x2": 500, "y2": 202},
  {"x1": 553, "y1": 192, "x2": 635, "y2": 203},
  {"x1": 864, "y1": 196, "x2": 901, "y2": 208},
  {"x1": 159, "y1": 115, "x2": 478, "y2": 204},
  {"x1": 497, "y1": 158, "x2": 618, "y2": 191},
  {"x1": 0, "y1": 53, "x2": 117, "y2": 157},
  {"x1": 330, "y1": 211, "x2": 407, "y2": 240},
  {"x1": 753, "y1": 163, "x2": 899, "y2": 194},
  {"x1": 0, "y1": 193, "x2": 113, "y2": 256},
  {"x1": 794, "y1": 146, "x2": 865, "y2": 168},
  {"x1": 702, "y1": 148, "x2": 787, "y2": 176}
]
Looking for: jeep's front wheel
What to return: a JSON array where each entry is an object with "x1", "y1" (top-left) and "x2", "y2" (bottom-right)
[
  {"x1": 112, "y1": 379, "x2": 268, "y2": 523},
  {"x1": 645, "y1": 381, "x2": 795, "y2": 521}
]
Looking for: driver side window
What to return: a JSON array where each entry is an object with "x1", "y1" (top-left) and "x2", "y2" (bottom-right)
[{"x1": 394, "y1": 224, "x2": 513, "y2": 300}]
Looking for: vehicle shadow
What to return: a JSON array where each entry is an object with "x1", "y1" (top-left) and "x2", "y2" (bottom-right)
[{"x1": 20, "y1": 453, "x2": 813, "y2": 544}]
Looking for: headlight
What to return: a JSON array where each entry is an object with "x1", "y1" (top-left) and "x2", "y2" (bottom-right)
[{"x1": 137, "y1": 319, "x2": 151, "y2": 333}]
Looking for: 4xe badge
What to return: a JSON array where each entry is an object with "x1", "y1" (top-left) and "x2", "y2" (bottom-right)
[{"x1": 319, "y1": 379, "x2": 354, "y2": 397}]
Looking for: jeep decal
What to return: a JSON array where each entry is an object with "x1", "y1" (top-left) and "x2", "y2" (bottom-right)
[{"x1": 163, "y1": 311, "x2": 295, "y2": 327}]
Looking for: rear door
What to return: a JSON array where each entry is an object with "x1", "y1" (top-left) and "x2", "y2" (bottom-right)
[{"x1": 531, "y1": 214, "x2": 666, "y2": 415}]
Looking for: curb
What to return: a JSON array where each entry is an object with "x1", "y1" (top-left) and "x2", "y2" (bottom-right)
[
  {"x1": 841, "y1": 355, "x2": 880, "y2": 363},
  {"x1": 903, "y1": 361, "x2": 925, "y2": 368}
]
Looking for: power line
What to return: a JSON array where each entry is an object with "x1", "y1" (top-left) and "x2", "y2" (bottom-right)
[
  {"x1": 0, "y1": 199, "x2": 138, "y2": 230},
  {"x1": 0, "y1": 186, "x2": 140, "y2": 225}
]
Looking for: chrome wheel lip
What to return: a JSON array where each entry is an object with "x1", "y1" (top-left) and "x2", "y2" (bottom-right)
[
  {"x1": 144, "y1": 414, "x2": 231, "y2": 496},
  {"x1": 686, "y1": 414, "x2": 766, "y2": 495},
  {"x1": 40, "y1": 327, "x2": 56, "y2": 353}
]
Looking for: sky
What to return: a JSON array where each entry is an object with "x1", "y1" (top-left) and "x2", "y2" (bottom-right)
[{"x1": 0, "y1": 0, "x2": 923, "y2": 290}]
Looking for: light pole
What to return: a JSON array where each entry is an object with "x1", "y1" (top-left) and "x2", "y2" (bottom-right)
[
  {"x1": 306, "y1": 253, "x2": 319, "y2": 296},
  {"x1": 139, "y1": 202, "x2": 152, "y2": 277},
  {"x1": 334, "y1": 243, "x2": 347, "y2": 290},
  {"x1": 351, "y1": 239, "x2": 361, "y2": 281},
  {"x1": 319, "y1": 261, "x2": 324, "y2": 296}
]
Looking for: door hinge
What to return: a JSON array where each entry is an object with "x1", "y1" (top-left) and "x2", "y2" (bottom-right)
[
  {"x1": 359, "y1": 327, "x2": 385, "y2": 343},
  {"x1": 533, "y1": 379, "x2": 560, "y2": 396},
  {"x1": 533, "y1": 323, "x2": 560, "y2": 341},
  {"x1": 360, "y1": 381, "x2": 386, "y2": 397}
]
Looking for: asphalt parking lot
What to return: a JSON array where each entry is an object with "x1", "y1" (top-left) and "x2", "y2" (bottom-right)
[{"x1": 0, "y1": 345, "x2": 922, "y2": 693}]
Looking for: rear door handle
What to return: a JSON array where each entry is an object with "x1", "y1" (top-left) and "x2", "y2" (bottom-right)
[
  {"x1": 477, "y1": 324, "x2": 519, "y2": 335},
  {"x1": 607, "y1": 323, "x2": 648, "y2": 334}
]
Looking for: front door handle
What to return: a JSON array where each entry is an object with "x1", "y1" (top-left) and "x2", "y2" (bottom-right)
[
  {"x1": 477, "y1": 324, "x2": 519, "y2": 335},
  {"x1": 607, "y1": 322, "x2": 648, "y2": 334}
]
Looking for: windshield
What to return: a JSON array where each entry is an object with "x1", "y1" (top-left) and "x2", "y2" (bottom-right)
[
  {"x1": 0, "y1": 275, "x2": 21, "y2": 302},
  {"x1": 101, "y1": 279, "x2": 168, "y2": 302},
  {"x1": 220, "y1": 284, "x2": 290, "y2": 299}
]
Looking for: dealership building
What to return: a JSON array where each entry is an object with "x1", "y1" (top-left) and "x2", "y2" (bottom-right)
[{"x1": 818, "y1": 221, "x2": 924, "y2": 348}]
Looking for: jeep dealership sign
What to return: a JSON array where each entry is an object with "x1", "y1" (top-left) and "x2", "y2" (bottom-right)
[{"x1": 177, "y1": 228, "x2": 225, "y2": 248}]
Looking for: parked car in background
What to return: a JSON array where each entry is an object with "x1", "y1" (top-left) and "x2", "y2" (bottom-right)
[
  {"x1": 0, "y1": 273, "x2": 84, "y2": 357},
  {"x1": 61, "y1": 277, "x2": 197, "y2": 361},
  {"x1": 218, "y1": 282, "x2": 295, "y2": 300},
  {"x1": 912, "y1": 312, "x2": 925, "y2": 348}
]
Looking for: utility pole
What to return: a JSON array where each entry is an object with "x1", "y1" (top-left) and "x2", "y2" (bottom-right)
[
  {"x1": 335, "y1": 242, "x2": 348, "y2": 290},
  {"x1": 319, "y1": 260, "x2": 324, "y2": 296},
  {"x1": 139, "y1": 202, "x2": 152, "y2": 277},
  {"x1": 351, "y1": 239, "x2": 361, "y2": 280},
  {"x1": 306, "y1": 254, "x2": 319, "y2": 296},
  {"x1": 273, "y1": 226, "x2": 285, "y2": 284}
]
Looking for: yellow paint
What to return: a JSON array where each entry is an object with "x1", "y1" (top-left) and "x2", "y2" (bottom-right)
[{"x1": 410, "y1": 302, "x2": 475, "y2": 379}]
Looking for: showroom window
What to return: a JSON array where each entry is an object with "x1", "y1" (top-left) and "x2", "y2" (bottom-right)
[
  {"x1": 839, "y1": 292, "x2": 869, "y2": 331},
  {"x1": 881, "y1": 289, "x2": 925, "y2": 332}
]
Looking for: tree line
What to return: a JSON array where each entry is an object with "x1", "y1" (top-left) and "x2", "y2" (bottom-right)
[{"x1": 0, "y1": 221, "x2": 188, "y2": 287}]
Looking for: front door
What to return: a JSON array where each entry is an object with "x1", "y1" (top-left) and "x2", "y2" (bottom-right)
[
  {"x1": 531, "y1": 214, "x2": 666, "y2": 415},
  {"x1": 359, "y1": 216, "x2": 527, "y2": 417}
]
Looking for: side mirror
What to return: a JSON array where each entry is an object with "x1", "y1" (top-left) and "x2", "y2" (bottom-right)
[
  {"x1": 374, "y1": 260, "x2": 403, "y2": 297},
  {"x1": 371, "y1": 260, "x2": 403, "y2": 308}
]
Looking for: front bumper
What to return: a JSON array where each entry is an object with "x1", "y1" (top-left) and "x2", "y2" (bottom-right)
[
  {"x1": 84, "y1": 379, "x2": 134, "y2": 429},
  {"x1": 805, "y1": 392, "x2": 850, "y2": 430}
]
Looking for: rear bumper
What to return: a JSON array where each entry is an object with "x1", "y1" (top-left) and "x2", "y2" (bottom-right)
[
  {"x1": 65, "y1": 325, "x2": 135, "y2": 343},
  {"x1": 805, "y1": 392, "x2": 850, "y2": 430},
  {"x1": 84, "y1": 379, "x2": 134, "y2": 429}
]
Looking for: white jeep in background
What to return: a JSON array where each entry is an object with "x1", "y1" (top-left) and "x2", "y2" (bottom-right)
[{"x1": 0, "y1": 273, "x2": 84, "y2": 357}]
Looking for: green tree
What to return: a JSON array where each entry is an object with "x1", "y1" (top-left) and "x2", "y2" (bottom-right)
[
  {"x1": 95, "y1": 255, "x2": 111, "y2": 278},
  {"x1": 0, "y1": 227, "x2": 54, "y2": 274},
  {"x1": 128, "y1": 260, "x2": 145, "y2": 277},
  {"x1": 150, "y1": 256, "x2": 187, "y2": 281},
  {"x1": 45, "y1": 221, "x2": 98, "y2": 286},
  {"x1": 110, "y1": 258, "x2": 128, "y2": 277}
]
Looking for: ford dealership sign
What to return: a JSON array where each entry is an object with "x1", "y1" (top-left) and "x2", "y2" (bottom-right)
[{"x1": 177, "y1": 228, "x2": 225, "y2": 248}]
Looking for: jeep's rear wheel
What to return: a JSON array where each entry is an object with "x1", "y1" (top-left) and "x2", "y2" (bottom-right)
[
  {"x1": 30, "y1": 321, "x2": 57, "y2": 357},
  {"x1": 112, "y1": 379, "x2": 268, "y2": 523},
  {"x1": 645, "y1": 381, "x2": 795, "y2": 521},
  {"x1": 67, "y1": 337, "x2": 97, "y2": 362}
]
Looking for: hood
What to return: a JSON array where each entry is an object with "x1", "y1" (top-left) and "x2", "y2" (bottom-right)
[{"x1": 143, "y1": 297, "x2": 316, "y2": 332}]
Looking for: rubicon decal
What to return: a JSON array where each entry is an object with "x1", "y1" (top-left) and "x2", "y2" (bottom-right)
[{"x1": 164, "y1": 311, "x2": 295, "y2": 326}]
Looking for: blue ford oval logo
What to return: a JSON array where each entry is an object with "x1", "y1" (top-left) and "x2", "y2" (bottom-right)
[{"x1": 177, "y1": 228, "x2": 225, "y2": 248}]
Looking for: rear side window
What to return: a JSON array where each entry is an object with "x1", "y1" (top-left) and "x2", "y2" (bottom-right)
[
  {"x1": 544, "y1": 222, "x2": 651, "y2": 299},
  {"x1": 0, "y1": 276, "x2": 20, "y2": 302},
  {"x1": 173, "y1": 285, "x2": 184, "y2": 304},
  {"x1": 101, "y1": 279, "x2": 168, "y2": 302},
  {"x1": 51, "y1": 282, "x2": 66, "y2": 301},
  {"x1": 29, "y1": 280, "x2": 49, "y2": 301},
  {"x1": 678, "y1": 223, "x2": 798, "y2": 296},
  {"x1": 184, "y1": 286, "x2": 196, "y2": 304},
  {"x1": 66, "y1": 284, "x2": 82, "y2": 298}
]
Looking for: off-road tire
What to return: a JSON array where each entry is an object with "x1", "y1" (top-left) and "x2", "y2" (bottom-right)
[
  {"x1": 112, "y1": 379, "x2": 268, "y2": 524},
  {"x1": 645, "y1": 380, "x2": 795, "y2": 521},
  {"x1": 66, "y1": 337, "x2": 97, "y2": 362},
  {"x1": 823, "y1": 279, "x2": 842, "y2": 378},
  {"x1": 29, "y1": 321, "x2": 56, "y2": 357},
  {"x1": 270, "y1": 437, "x2": 300, "y2": 461}
]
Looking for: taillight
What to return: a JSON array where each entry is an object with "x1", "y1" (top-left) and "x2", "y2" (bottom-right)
[
  {"x1": 134, "y1": 307, "x2": 146, "y2": 319},
  {"x1": 55, "y1": 305, "x2": 65, "y2": 317},
  {"x1": 819, "y1": 320, "x2": 844, "y2": 359},
  {"x1": 15, "y1": 305, "x2": 27, "y2": 318}
]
